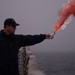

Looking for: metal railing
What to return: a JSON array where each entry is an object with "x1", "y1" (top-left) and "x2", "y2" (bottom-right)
[
  {"x1": 18, "y1": 47, "x2": 46, "y2": 75},
  {"x1": 18, "y1": 47, "x2": 29, "y2": 75}
]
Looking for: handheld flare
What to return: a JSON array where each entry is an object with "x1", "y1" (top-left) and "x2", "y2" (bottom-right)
[{"x1": 50, "y1": 32, "x2": 56, "y2": 39}]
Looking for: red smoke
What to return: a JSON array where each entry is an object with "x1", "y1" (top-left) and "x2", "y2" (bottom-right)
[{"x1": 54, "y1": 0, "x2": 75, "y2": 33}]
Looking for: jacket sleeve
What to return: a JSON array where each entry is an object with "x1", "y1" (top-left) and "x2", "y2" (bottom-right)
[{"x1": 19, "y1": 34, "x2": 46, "y2": 46}]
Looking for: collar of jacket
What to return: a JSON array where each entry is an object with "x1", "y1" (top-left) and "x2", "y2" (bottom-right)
[{"x1": 0, "y1": 30, "x2": 14, "y2": 38}]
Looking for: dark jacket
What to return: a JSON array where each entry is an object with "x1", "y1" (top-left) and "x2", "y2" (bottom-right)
[{"x1": 0, "y1": 30, "x2": 46, "y2": 75}]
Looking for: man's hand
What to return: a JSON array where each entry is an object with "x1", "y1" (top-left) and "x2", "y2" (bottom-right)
[{"x1": 46, "y1": 34, "x2": 53, "y2": 39}]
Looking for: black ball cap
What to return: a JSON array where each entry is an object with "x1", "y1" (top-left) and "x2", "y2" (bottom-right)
[{"x1": 4, "y1": 18, "x2": 19, "y2": 27}]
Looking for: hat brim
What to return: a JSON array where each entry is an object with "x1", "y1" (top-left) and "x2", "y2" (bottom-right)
[{"x1": 11, "y1": 23, "x2": 20, "y2": 26}]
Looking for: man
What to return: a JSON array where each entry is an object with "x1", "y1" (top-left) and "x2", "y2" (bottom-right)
[{"x1": 0, "y1": 18, "x2": 52, "y2": 75}]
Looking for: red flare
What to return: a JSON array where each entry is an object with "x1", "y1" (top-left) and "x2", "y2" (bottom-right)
[{"x1": 54, "y1": 1, "x2": 75, "y2": 33}]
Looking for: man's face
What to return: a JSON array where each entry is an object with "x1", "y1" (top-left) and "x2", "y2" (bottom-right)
[{"x1": 5, "y1": 25, "x2": 16, "y2": 34}]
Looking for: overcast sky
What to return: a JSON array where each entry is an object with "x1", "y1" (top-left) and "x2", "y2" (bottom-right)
[{"x1": 0, "y1": 0, "x2": 75, "y2": 53}]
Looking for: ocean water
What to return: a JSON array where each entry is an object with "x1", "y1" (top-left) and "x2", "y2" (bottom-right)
[{"x1": 34, "y1": 51, "x2": 75, "y2": 75}]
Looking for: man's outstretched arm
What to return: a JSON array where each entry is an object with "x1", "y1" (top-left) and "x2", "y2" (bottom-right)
[{"x1": 19, "y1": 34, "x2": 52, "y2": 46}]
